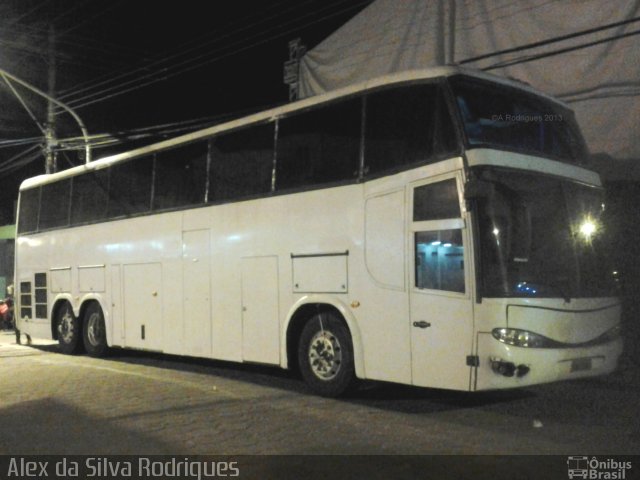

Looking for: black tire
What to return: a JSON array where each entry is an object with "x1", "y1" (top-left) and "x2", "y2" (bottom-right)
[
  {"x1": 82, "y1": 302, "x2": 109, "y2": 357},
  {"x1": 56, "y1": 303, "x2": 82, "y2": 354},
  {"x1": 298, "y1": 312, "x2": 355, "y2": 397}
]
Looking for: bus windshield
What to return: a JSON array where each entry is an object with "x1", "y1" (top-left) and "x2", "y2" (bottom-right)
[
  {"x1": 473, "y1": 168, "x2": 616, "y2": 299},
  {"x1": 450, "y1": 76, "x2": 587, "y2": 163}
]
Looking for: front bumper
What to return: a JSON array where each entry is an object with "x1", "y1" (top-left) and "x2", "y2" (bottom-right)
[{"x1": 474, "y1": 333, "x2": 623, "y2": 390}]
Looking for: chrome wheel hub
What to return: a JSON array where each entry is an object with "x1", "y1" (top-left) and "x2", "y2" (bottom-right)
[
  {"x1": 308, "y1": 330, "x2": 342, "y2": 381},
  {"x1": 86, "y1": 313, "x2": 103, "y2": 346},
  {"x1": 58, "y1": 310, "x2": 74, "y2": 344}
]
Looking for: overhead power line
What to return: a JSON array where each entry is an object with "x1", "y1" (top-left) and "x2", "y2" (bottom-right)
[
  {"x1": 56, "y1": 0, "x2": 328, "y2": 102},
  {"x1": 0, "y1": 144, "x2": 42, "y2": 176},
  {"x1": 3, "y1": 0, "x2": 54, "y2": 28},
  {"x1": 461, "y1": 16, "x2": 640, "y2": 65},
  {"x1": 57, "y1": 0, "x2": 372, "y2": 111},
  {"x1": 0, "y1": 73, "x2": 47, "y2": 136},
  {"x1": 482, "y1": 28, "x2": 640, "y2": 71},
  {"x1": 0, "y1": 67, "x2": 92, "y2": 162},
  {"x1": 55, "y1": 0, "x2": 309, "y2": 99},
  {"x1": 0, "y1": 136, "x2": 44, "y2": 150}
]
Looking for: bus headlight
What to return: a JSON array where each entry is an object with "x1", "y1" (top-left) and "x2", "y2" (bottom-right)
[
  {"x1": 492, "y1": 328, "x2": 559, "y2": 348},
  {"x1": 492, "y1": 324, "x2": 621, "y2": 349}
]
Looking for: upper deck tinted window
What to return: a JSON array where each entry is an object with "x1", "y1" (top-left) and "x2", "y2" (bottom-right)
[
  {"x1": 450, "y1": 76, "x2": 587, "y2": 162},
  {"x1": 107, "y1": 156, "x2": 154, "y2": 218},
  {"x1": 365, "y1": 83, "x2": 458, "y2": 177},
  {"x1": 70, "y1": 169, "x2": 109, "y2": 225},
  {"x1": 17, "y1": 188, "x2": 40, "y2": 234},
  {"x1": 154, "y1": 142, "x2": 208, "y2": 210},
  {"x1": 39, "y1": 179, "x2": 71, "y2": 230},
  {"x1": 209, "y1": 123, "x2": 274, "y2": 202},
  {"x1": 276, "y1": 98, "x2": 361, "y2": 191}
]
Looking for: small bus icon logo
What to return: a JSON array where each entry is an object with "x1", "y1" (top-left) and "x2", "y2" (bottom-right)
[{"x1": 567, "y1": 456, "x2": 589, "y2": 479}]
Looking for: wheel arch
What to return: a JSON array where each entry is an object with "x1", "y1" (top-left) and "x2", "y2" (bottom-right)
[{"x1": 283, "y1": 295, "x2": 365, "y2": 379}]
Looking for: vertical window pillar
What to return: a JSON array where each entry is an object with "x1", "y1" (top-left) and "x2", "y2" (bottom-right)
[
  {"x1": 359, "y1": 96, "x2": 367, "y2": 182},
  {"x1": 205, "y1": 138, "x2": 213, "y2": 204},
  {"x1": 271, "y1": 118, "x2": 279, "y2": 193}
]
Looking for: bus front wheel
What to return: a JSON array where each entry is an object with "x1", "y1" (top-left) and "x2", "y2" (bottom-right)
[
  {"x1": 56, "y1": 303, "x2": 82, "y2": 354},
  {"x1": 83, "y1": 302, "x2": 108, "y2": 357},
  {"x1": 298, "y1": 312, "x2": 355, "y2": 397}
]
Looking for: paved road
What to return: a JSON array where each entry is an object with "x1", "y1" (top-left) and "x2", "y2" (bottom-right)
[{"x1": 1, "y1": 330, "x2": 638, "y2": 458}]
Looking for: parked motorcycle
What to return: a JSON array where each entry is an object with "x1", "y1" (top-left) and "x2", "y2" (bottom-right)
[{"x1": 0, "y1": 296, "x2": 14, "y2": 330}]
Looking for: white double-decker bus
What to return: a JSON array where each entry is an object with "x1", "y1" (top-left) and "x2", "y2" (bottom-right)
[{"x1": 15, "y1": 67, "x2": 622, "y2": 396}]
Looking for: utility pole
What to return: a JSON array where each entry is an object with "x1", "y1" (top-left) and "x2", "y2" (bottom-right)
[
  {"x1": 45, "y1": 25, "x2": 57, "y2": 174},
  {"x1": 435, "y1": 0, "x2": 456, "y2": 65},
  {"x1": 0, "y1": 67, "x2": 92, "y2": 164},
  {"x1": 446, "y1": 0, "x2": 456, "y2": 65},
  {"x1": 435, "y1": 0, "x2": 445, "y2": 65},
  {"x1": 283, "y1": 38, "x2": 306, "y2": 102}
]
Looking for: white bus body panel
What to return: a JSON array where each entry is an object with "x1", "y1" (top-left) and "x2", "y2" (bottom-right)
[
  {"x1": 16, "y1": 157, "x2": 481, "y2": 390},
  {"x1": 183, "y1": 229, "x2": 212, "y2": 357},
  {"x1": 15, "y1": 145, "x2": 623, "y2": 391}
]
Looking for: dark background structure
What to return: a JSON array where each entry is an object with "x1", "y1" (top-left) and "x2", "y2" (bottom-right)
[{"x1": 0, "y1": 0, "x2": 374, "y2": 222}]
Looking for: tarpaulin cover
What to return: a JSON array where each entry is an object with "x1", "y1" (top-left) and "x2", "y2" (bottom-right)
[{"x1": 299, "y1": 0, "x2": 640, "y2": 173}]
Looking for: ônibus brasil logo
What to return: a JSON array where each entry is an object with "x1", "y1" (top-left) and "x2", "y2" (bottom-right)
[{"x1": 567, "y1": 456, "x2": 632, "y2": 479}]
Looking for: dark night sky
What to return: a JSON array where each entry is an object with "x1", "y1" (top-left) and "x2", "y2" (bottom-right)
[{"x1": 0, "y1": 0, "x2": 373, "y2": 221}]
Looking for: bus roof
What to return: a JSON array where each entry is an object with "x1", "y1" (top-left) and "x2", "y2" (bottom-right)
[{"x1": 20, "y1": 66, "x2": 570, "y2": 190}]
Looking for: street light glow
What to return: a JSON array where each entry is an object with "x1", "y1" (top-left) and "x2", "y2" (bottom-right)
[{"x1": 579, "y1": 217, "x2": 597, "y2": 239}]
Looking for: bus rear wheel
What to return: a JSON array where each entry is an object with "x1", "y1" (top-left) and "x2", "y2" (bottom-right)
[
  {"x1": 83, "y1": 302, "x2": 109, "y2": 357},
  {"x1": 56, "y1": 303, "x2": 82, "y2": 354},
  {"x1": 298, "y1": 312, "x2": 355, "y2": 397}
]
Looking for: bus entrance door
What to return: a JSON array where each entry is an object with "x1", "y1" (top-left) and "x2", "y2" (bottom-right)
[{"x1": 409, "y1": 176, "x2": 474, "y2": 390}]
